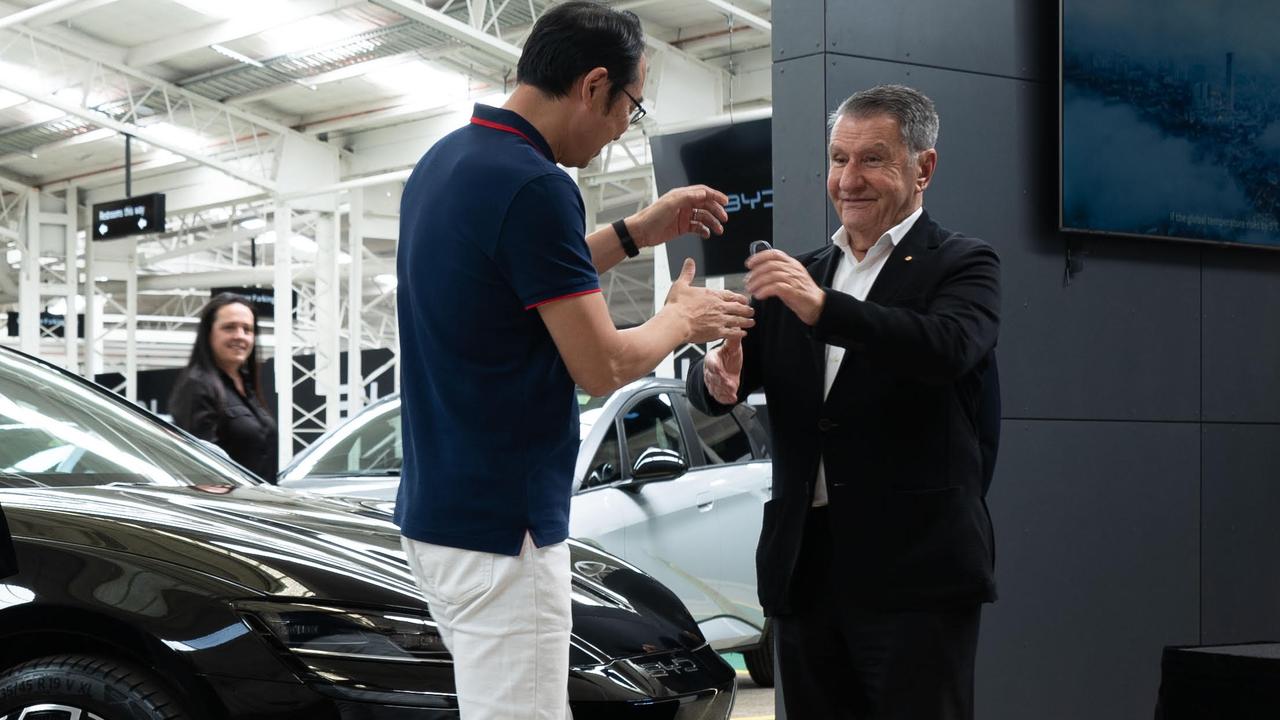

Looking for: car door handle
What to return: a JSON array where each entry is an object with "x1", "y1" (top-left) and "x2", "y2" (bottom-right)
[{"x1": 696, "y1": 492, "x2": 713, "y2": 512}]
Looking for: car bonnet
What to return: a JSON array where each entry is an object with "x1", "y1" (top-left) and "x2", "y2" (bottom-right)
[{"x1": 0, "y1": 484, "x2": 708, "y2": 662}]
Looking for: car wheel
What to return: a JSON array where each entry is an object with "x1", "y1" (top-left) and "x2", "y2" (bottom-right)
[
  {"x1": 742, "y1": 622, "x2": 775, "y2": 688},
  {"x1": 0, "y1": 655, "x2": 189, "y2": 720}
]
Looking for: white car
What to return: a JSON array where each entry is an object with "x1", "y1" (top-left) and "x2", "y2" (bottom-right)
[{"x1": 278, "y1": 377, "x2": 777, "y2": 685}]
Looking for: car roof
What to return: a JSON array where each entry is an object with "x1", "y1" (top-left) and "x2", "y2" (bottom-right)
[{"x1": 279, "y1": 376, "x2": 689, "y2": 478}]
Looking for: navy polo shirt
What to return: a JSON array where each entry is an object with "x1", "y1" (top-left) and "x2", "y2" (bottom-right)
[{"x1": 393, "y1": 104, "x2": 600, "y2": 556}]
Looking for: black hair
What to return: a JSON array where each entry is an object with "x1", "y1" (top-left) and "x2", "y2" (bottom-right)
[
  {"x1": 516, "y1": 1, "x2": 645, "y2": 106},
  {"x1": 180, "y1": 292, "x2": 268, "y2": 408}
]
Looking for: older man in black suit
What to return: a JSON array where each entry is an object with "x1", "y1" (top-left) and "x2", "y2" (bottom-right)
[{"x1": 688, "y1": 84, "x2": 1001, "y2": 720}]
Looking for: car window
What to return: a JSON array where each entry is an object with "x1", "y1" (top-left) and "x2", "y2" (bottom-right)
[
  {"x1": 621, "y1": 394, "x2": 687, "y2": 475},
  {"x1": 311, "y1": 413, "x2": 401, "y2": 476},
  {"x1": 581, "y1": 423, "x2": 621, "y2": 490},
  {"x1": 291, "y1": 402, "x2": 401, "y2": 478},
  {"x1": 687, "y1": 403, "x2": 753, "y2": 466},
  {"x1": 0, "y1": 351, "x2": 257, "y2": 488}
]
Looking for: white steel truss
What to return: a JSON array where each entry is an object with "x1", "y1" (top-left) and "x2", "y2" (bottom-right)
[
  {"x1": 269, "y1": 192, "x2": 399, "y2": 464},
  {"x1": 15, "y1": 187, "x2": 81, "y2": 373},
  {"x1": 0, "y1": 25, "x2": 333, "y2": 193},
  {"x1": 373, "y1": 0, "x2": 522, "y2": 66},
  {"x1": 0, "y1": 177, "x2": 28, "y2": 304}
]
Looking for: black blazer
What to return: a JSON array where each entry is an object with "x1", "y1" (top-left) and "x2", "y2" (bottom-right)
[
  {"x1": 689, "y1": 211, "x2": 1001, "y2": 615},
  {"x1": 169, "y1": 367, "x2": 279, "y2": 483}
]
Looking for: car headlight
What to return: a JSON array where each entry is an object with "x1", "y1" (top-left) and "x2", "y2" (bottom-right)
[{"x1": 234, "y1": 600, "x2": 450, "y2": 665}]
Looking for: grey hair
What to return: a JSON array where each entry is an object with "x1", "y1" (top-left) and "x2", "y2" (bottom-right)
[{"x1": 828, "y1": 84, "x2": 939, "y2": 154}]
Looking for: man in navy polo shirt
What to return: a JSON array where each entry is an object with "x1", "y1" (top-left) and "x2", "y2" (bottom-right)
[{"x1": 394, "y1": 3, "x2": 754, "y2": 718}]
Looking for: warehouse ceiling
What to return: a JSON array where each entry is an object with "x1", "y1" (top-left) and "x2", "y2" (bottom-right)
[{"x1": 0, "y1": 0, "x2": 771, "y2": 369}]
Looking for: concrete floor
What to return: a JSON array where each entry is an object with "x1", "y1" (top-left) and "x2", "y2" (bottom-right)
[{"x1": 730, "y1": 672, "x2": 775, "y2": 719}]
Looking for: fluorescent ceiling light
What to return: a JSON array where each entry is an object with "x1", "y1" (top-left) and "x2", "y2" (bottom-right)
[
  {"x1": 210, "y1": 43, "x2": 265, "y2": 68},
  {"x1": 140, "y1": 121, "x2": 209, "y2": 152},
  {"x1": 62, "y1": 127, "x2": 115, "y2": 147}
]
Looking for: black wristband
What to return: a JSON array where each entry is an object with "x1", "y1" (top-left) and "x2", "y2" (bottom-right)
[{"x1": 612, "y1": 219, "x2": 640, "y2": 258}]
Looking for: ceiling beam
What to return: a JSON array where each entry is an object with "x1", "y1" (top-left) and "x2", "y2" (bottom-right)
[
  {"x1": 0, "y1": 172, "x2": 31, "y2": 194},
  {"x1": 0, "y1": 79, "x2": 281, "y2": 191},
  {"x1": 692, "y1": 0, "x2": 771, "y2": 34},
  {"x1": 295, "y1": 97, "x2": 461, "y2": 135},
  {"x1": 140, "y1": 226, "x2": 261, "y2": 265},
  {"x1": 137, "y1": 259, "x2": 395, "y2": 290},
  {"x1": 643, "y1": 31, "x2": 726, "y2": 78},
  {"x1": 126, "y1": 0, "x2": 367, "y2": 67},
  {"x1": 24, "y1": 0, "x2": 120, "y2": 25},
  {"x1": 0, "y1": 1, "x2": 127, "y2": 62},
  {"x1": 0, "y1": 26, "x2": 339, "y2": 193},
  {"x1": 608, "y1": 0, "x2": 669, "y2": 11},
  {"x1": 371, "y1": 0, "x2": 521, "y2": 67},
  {"x1": 0, "y1": 0, "x2": 115, "y2": 29},
  {"x1": 670, "y1": 27, "x2": 770, "y2": 56}
]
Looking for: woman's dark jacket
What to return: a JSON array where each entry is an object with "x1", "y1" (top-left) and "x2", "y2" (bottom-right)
[{"x1": 168, "y1": 367, "x2": 278, "y2": 482}]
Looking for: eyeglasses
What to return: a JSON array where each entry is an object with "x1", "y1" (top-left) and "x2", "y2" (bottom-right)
[{"x1": 620, "y1": 87, "x2": 647, "y2": 125}]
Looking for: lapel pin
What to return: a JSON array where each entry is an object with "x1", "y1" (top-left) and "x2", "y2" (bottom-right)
[{"x1": 904, "y1": 255, "x2": 913, "y2": 262}]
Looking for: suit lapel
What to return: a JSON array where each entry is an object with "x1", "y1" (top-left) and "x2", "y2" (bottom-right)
[
  {"x1": 824, "y1": 212, "x2": 939, "y2": 405},
  {"x1": 865, "y1": 211, "x2": 936, "y2": 305}
]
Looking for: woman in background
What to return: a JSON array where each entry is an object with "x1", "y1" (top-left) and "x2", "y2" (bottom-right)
[{"x1": 169, "y1": 293, "x2": 278, "y2": 482}]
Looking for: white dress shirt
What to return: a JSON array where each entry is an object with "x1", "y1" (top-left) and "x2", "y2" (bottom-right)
[{"x1": 813, "y1": 207, "x2": 923, "y2": 507}]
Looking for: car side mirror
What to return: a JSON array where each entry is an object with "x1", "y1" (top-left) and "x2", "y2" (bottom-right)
[{"x1": 623, "y1": 447, "x2": 687, "y2": 489}]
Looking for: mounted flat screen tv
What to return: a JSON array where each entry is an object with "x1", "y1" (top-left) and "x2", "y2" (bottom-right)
[
  {"x1": 651, "y1": 117, "x2": 772, "y2": 276},
  {"x1": 1061, "y1": 0, "x2": 1280, "y2": 248}
]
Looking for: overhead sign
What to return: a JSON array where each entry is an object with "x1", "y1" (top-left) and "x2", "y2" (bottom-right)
[
  {"x1": 211, "y1": 286, "x2": 298, "y2": 320},
  {"x1": 5, "y1": 312, "x2": 85, "y2": 338},
  {"x1": 92, "y1": 193, "x2": 165, "y2": 241}
]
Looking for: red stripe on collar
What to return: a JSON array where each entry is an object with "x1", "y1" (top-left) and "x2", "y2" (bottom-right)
[{"x1": 470, "y1": 117, "x2": 552, "y2": 161}]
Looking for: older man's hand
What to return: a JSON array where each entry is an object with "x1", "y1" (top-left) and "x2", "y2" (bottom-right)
[
  {"x1": 745, "y1": 249, "x2": 826, "y2": 326},
  {"x1": 627, "y1": 185, "x2": 730, "y2": 247},
  {"x1": 704, "y1": 336, "x2": 743, "y2": 405}
]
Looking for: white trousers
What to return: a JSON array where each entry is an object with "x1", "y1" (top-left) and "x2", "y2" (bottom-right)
[{"x1": 402, "y1": 534, "x2": 573, "y2": 720}]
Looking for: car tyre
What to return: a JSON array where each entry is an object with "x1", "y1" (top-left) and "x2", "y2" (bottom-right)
[
  {"x1": 742, "y1": 622, "x2": 774, "y2": 688},
  {"x1": 0, "y1": 654, "x2": 189, "y2": 720}
]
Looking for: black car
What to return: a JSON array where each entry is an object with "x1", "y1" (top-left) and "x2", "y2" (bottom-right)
[{"x1": 0, "y1": 347, "x2": 735, "y2": 720}]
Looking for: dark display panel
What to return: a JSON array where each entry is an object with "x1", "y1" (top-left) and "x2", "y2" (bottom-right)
[
  {"x1": 1061, "y1": 1, "x2": 1280, "y2": 248},
  {"x1": 651, "y1": 117, "x2": 772, "y2": 276}
]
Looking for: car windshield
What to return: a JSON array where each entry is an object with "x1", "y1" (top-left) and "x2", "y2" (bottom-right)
[
  {"x1": 292, "y1": 390, "x2": 610, "y2": 479},
  {"x1": 0, "y1": 349, "x2": 260, "y2": 489}
]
